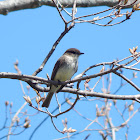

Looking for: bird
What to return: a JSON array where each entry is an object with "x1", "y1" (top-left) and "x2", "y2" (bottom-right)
[{"x1": 42, "y1": 48, "x2": 84, "y2": 108}]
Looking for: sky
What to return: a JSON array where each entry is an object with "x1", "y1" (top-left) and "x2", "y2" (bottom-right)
[{"x1": 0, "y1": 3, "x2": 140, "y2": 140}]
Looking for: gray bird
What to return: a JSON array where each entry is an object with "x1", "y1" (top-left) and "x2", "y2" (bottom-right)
[{"x1": 42, "y1": 48, "x2": 84, "y2": 108}]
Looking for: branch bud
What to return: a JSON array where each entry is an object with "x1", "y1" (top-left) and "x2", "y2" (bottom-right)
[{"x1": 5, "y1": 101, "x2": 9, "y2": 106}]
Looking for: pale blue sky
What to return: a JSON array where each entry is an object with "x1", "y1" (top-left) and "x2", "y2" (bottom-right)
[{"x1": 0, "y1": 5, "x2": 140, "y2": 140}]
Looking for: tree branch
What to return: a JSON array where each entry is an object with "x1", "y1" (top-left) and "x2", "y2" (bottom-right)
[{"x1": 0, "y1": 0, "x2": 139, "y2": 15}]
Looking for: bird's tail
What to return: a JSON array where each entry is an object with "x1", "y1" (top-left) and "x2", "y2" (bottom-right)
[{"x1": 42, "y1": 92, "x2": 54, "y2": 108}]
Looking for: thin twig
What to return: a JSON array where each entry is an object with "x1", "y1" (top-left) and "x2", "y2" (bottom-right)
[{"x1": 53, "y1": 94, "x2": 79, "y2": 118}]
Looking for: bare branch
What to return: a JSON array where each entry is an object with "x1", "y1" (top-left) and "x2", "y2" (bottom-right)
[{"x1": 7, "y1": 102, "x2": 27, "y2": 140}]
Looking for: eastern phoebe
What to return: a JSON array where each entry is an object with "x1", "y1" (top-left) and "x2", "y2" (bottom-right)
[{"x1": 42, "y1": 48, "x2": 84, "y2": 108}]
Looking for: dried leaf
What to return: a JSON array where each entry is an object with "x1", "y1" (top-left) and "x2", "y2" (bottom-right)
[
  {"x1": 24, "y1": 121, "x2": 31, "y2": 128},
  {"x1": 100, "y1": 66, "x2": 105, "y2": 72},
  {"x1": 134, "y1": 46, "x2": 138, "y2": 52},
  {"x1": 124, "y1": 0, "x2": 128, "y2": 5},
  {"x1": 5, "y1": 101, "x2": 9, "y2": 106},
  {"x1": 126, "y1": 12, "x2": 132, "y2": 19},
  {"x1": 71, "y1": 129, "x2": 77, "y2": 133},
  {"x1": 128, "y1": 104, "x2": 134, "y2": 112},
  {"x1": 133, "y1": 72, "x2": 137, "y2": 78},
  {"x1": 63, "y1": 127, "x2": 67, "y2": 132},
  {"x1": 107, "y1": 19, "x2": 113, "y2": 24},
  {"x1": 133, "y1": 4, "x2": 137, "y2": 11},
  {"x1": 133, "y1": 3, "x2": 140, "y2": 11},
  {"x1": 23, "y1": 96, "x2": 32, "y2": 105},
  {"x1": 93, "y1": 16, "x2": 99, "y2": 21},
  {"x1": 27, "y1": 96, "x2": 32, "y2": 105},
  {"x1": 36, "y1": 97, "x2": 39, "y2": 104},
  {"x1": 129, "y1": 48, "x2": 133, "y2": 54}
]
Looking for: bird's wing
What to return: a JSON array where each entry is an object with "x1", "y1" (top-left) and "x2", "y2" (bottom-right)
[{"x1": 51, "y1": 56, "x2": 66, "y2": 80}]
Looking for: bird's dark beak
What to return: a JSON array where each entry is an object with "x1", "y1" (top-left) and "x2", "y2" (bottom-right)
[{"x1": 80, "y1": 52, "x2": 84, "y2": 55}]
